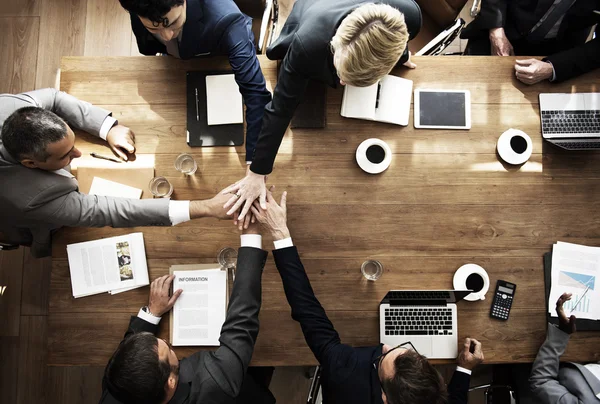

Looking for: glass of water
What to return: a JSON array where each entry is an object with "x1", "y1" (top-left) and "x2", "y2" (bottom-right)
[
  {"x1": 361, "y1": 260, "x2": 383, "y2": 281},
  {"x1": 149, "y1": 176, "x2": 173, "y2": 198},
  {"x1": 217, "y1": 247, "x2": 237, "y2": 269},
  {"x1": 175, "y1": 153, "x2": 198, "y2": 175}
]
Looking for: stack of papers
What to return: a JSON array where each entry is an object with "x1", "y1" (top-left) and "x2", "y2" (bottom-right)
[
  {"x1": 67, "y1": 233, "x2": 149, "y2": 298},
  {"x1": 170, "y1": 265, "x2": 228, "y2": 346},
  {"x1": 549, "y1": 241, "x2": 600, "y2": 320},
  {"x1": 89, "y1": 177, "x2": 143, "y2": 199}
]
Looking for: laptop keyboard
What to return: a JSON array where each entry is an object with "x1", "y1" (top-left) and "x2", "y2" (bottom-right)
[
  {"x1": 387, "y1": 291, "x2": 451, "y2": 300},
  {"x1": 541, "y1": 110, "x2": 600, "y2": 134},
  {"x1": 384, "y1": 307, "x2": 453, "y2": 336}
]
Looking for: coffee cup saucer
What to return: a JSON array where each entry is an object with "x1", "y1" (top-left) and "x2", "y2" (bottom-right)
[{"x1": 453, "y1": 263, "x2": 490, "y2": 301}]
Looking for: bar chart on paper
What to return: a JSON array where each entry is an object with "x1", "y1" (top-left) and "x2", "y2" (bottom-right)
[{"x1": 564, "y1": 293, "x2": 591, "y2": 313}]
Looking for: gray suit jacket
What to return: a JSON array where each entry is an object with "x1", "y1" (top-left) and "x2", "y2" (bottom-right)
[
  {"x1": 529, "y1": 323, "x2": 600, "y2": 403},
  {"x1": 0, "y1": 89, "x2": 170, "y2": 258}
]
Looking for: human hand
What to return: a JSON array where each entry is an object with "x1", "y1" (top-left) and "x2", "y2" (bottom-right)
[
  {"x1": 556, "y1": 293, "x2": 577, "y2": 334},
  {"x1": 403, "y1": 50, "x2": 417, "y2": 69},
  {"x1": 106, "y1": 125, "x2": 136, "y2": 161},
  {"x1": 489, "y1": 28, "x2": 514, "y2": 56},
  {"x1": 222, "y1": 171, "x2": 267, "y2": 220},
  {"x1": 457, "y1": 338, "x2": 484, "y2": 370},
  {"x1": 148, "y1": 274, "x2": 182, "y2": 317},
  {"x1": 515, "y1": 59, "x2": 553, "y2": 85},
  {"x1": 242, "y1": 217, "x2": 261, "y2": 235},
  {"x1": 251, "y1": 186, "x2": 290, "y2": 240}
]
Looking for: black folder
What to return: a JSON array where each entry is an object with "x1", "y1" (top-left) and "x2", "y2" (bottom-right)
[
  {"x1": 544, "y1": 251, "x2": 600, "y2": 331},
  {"x1": 186, "y1": 71, "x2": 244, "y2": 147}
]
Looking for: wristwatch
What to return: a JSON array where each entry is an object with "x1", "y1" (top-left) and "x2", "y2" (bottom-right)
[{"x1": 142, "y1": 305, "x2": 157, "y2": 317}]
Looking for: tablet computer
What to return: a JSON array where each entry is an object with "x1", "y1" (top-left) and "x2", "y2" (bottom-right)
[{"x1": 414, "y1": 89, "x2": 471, "y2": 130}]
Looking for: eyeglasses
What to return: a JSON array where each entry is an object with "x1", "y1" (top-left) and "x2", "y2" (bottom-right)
[{"x1": 372, "y1": 341, "x2": 419, "y2": 394}]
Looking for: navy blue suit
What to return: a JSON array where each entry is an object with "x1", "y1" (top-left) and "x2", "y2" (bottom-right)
[
  {"x1": 273, "y1": 246, "x2": 470, "y2": 404},
  {"x1": 129, "y1": 0, "x2": 272, "y2": 162}
]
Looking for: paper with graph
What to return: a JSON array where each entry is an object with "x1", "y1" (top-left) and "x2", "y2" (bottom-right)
[{"x1": 549, "y1": 241, "x2": 600, "y2": 320}]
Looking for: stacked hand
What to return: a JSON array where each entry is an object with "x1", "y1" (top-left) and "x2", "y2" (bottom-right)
[
  {"x1": 514, "y1": 59, "x2": 553, "y2": 85},
  {"x1": 457, "y1": 338, "x2": 484, "y2": 370},
  {"x1": 106, "y1": 125, "x2": 136, "y2": 161},
  {"x1": 148, "y1": 274, "x2": 182, "y2": 317},
  {"x1": 222, "y1": 170, "x2": 267, "y2": 221},
  {"x1": 251, "y1": 186, "x2": 290, "y2": 240},
  {"x1": 556, "y1": 293, "x2": 577, "y2": 334}
]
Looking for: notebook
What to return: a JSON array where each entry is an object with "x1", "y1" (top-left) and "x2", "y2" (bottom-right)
[
  {"x1": 341, "y1": 75, "x2": 413, "y2": 126},
  {"x1": 205, "y1": 74, "x2": 244, "y2": 126}
]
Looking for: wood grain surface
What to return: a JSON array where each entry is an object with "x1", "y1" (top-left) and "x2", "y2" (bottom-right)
[{"x1": 49, "y1": 55, "x2": 600, "y2": 366}]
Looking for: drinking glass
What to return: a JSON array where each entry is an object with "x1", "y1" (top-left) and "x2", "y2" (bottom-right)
[
  {"x1": 217, "y1": 247, "x2": 237, "y2": 269},
  {"x1": 361, "y1": 260, "x2": 383, "y2": 281},
  {"x1": 149, "y1": 176, "x2": 173, "y2": 198},
  {"x1": 174, "y1": 153, "x2": 198, "y2": 175}
]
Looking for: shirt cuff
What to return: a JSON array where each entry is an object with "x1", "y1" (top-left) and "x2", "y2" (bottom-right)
[
  {"x1": 246, "y1": 161, "x2": 252, "y2": 165},
  {"x1": 456, "y1": 366, "x2": 472, "y2": 375},
  {"x1": 169, "y1": 200, "x2": 191, "y2": 226},
  {"x1": 137, "y1": 308, "x2": 161, "y2": 325},
  {"x1": 274, "y1": 237, "x2": 294, "y2": 250},
  {"x1": 241, "y1": 234, "x2": 262, "y2": 249},
  {"x1": 99, "y1": 116, "x2": 118, "y2": 141}
]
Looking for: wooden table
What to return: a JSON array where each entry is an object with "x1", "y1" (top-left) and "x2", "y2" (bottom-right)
[{"x1": 48, "y1": 56, "x2": 600, "y2": 367}]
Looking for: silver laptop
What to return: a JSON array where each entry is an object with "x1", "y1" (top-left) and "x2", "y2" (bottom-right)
[
  {"x1": 539, "y1": 93, "x2": 600, "y2": 150},
  {"x1": 379, "y1": 290, "x2": 470, "y2": 359}
]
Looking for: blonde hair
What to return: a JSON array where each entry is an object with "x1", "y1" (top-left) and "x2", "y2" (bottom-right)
[{"x1": 331, "y1": 3, "x2": 409, "y2": 87}]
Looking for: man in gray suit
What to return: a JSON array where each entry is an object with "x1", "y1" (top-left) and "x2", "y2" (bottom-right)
[
  {"x1": 100, "y1": 221, "x2": 275, "y2": 404},
  {"x1": 529, "y1": 292, "x2": 600, "y2": 403},
  {"x1": 0, "y1": 89, "x2": 231, "y2": 258}
]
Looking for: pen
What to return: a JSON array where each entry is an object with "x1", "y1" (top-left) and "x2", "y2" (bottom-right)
[
  {"x1": 570, "y1": 285, "x2": 591, "y2": 314},
  {"x1": 90, "y1": 152, "x2": 122, "y2": 163},
  {"x1": 195, "y1": 88, "x2": 200, "y2": 121}
]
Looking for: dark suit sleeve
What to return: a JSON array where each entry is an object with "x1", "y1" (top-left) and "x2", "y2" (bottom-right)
[
  {"x1": 250, "y1": 36, "x2": 311, "y2": 175},
  {"x1": 130, "y1": 14, "x2": 167, "y2": 56},
  {"x1": 473, "y1": 0, "x2": 508, "y2": 30},
  {"x1": 122, "y1": 315, "x2": 160, "y2": 339},
  {"x1": 218, "y1": 14, "x2": 272, "y2": 162},
  {"x1": 447, "y1": 370, "x2": 471, "y2": 404},
  {"x1": 273, "y1": 246, "x2": 358, "y2": 379},
  {"x1": 190, "y1": 247, "x2": 267, "y2": 398},
  {"x1": 545, "y1": 34, "x2": 600, "y2": 83}
]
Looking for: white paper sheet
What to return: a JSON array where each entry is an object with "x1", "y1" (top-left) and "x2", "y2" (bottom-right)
[
  {"x1": 172, "y1": 268, "x2": 227, "y2": 346},
  {"x1": 89, "y1": 177, "x2": 143, "y2": 199},
  {"x1": 205, "y1": 74, "x2": 243, "y2": 126},
  {"x1": 549, "y1": 241, "x2": 600, "y2": 320},
  {"x1": 67, "y1": 233, "x2": 149, "y2": 298}
]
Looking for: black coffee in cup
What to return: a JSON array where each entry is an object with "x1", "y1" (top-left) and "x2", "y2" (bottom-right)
[
  {"x1": 510, "y1": 135, "x2": 527, "y2": 154},
  {"x1": 366, "y1": 145, "x2": 386, "y2": 164},
  {"x1": 466, "y1": 273, "x2": 485, "y2": 292}
]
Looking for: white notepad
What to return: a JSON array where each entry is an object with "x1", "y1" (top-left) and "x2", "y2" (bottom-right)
[
  {"x1": 89, "y1": 177, "x2": 143, "y2": 199},
  {"x1": 341, "y1": 75, "x2": 413, "y2": 126},
  {"x1": 171, "y1": 268, "x2": 227, "y2": 346},
  {"x1": 205, "y1": 74, "x2": 244, "y2": 126}
]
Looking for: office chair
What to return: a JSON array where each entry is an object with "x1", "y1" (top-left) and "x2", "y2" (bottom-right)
[
  {"x1": 234, "y1": 0, "x2": 279, "y2": 53},
  {"x1": 0, "y1": 232, "x2": 19, "y2": 251},
  {"x1": 306, "y1": 366, "x2": 322, "y2": 404},
  {"x1": 469, "y1": 383, "x2": 517, "y2": 404}
]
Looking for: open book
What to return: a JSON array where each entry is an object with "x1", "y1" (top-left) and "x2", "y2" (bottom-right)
[
  {"x1": 170, "y1": 265, "x2": 228, "y2": 346},
  {"x1": 67, "y1": 233, "x2": 149, "y2": 298},
  {"x1": 341, "y1": 75, "x2": 413, "y2": 126}
]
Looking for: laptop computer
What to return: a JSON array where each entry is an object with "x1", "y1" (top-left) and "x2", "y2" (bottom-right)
[
  {"x1": 539, "y1": 93, "x2": 600, "y2": 150},
  {"x1": 379, "y1": 290, "x2": 471, "y2": 359}
]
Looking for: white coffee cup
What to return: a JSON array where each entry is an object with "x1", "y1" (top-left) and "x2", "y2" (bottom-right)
[
  {"x1": 453, "y1": 263, "x2": 490, "y2": 301},
  {"x1": 497, "y1": 128, "x2": 532, "y2": 165},
  {"x1": 356, "y1": 138, "x2": 392, "y2": 174}
]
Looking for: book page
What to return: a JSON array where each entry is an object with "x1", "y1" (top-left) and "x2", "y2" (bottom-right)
[
  {"x1": 374, "y1": 75, "x2": 413, "y2": 126},
  {"x1": 549, "y1": 242, "x2": 600, "y2": 320},
  {"x1": 340, "y1": 83, "x2": 378, "y2": 120},
  {"x1": 89, "y1": 177, "x2": 143, "y2": 199},
  {"x1": 205, "y1": 74, "x2": 243, "y2": 126},
  {"x1": 172, "y1": 269, "x2": 227, "y2": 346},
  {"x1": 67, "y1": 233, "x2": 149, "y2": 298}
]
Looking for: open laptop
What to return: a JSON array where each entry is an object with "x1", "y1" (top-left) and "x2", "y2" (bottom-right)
[
  {"x1": 379, "y1": 290, "x2": 471, "y2": 359},
  {"x1": 539, "y1": 93, "x2": 600, "y2": 150}
]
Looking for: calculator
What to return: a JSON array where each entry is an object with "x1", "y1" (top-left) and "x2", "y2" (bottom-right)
[{"x1": 490, "y1": 280, "x2": 516, "y2": 320}]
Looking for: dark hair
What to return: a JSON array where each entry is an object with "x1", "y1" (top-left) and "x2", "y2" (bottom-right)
[
  {"x1": 104, "y1": 332, "x2": 174, "y2": 404},
  {"x1": 382, "y1": 350, "x2": 448, "y2": 404},
  {"x1": 2, "y1": 107, "x2": 68, "y2": 161},
  {"x1": 119, "y1": 0, "x2": 185, "y2": 24}
]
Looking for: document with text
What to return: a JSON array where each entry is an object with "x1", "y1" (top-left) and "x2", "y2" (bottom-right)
[
  {"x1": 67, "y1": 232, "x2": 149, "y2": 298},
  {"x1": 171, "y1": 267, "x2": 227, "y2": 346}
]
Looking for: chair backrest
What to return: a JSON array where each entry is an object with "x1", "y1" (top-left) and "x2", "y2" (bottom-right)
[
  {"x1": 415, "y1": 0, "x2": 468, "y2": 29},
  {"x1": 234, "y1": 0, "x2": 278, "y2": 53},
  {"x1": 0, "y1": 232, "x2": 19, "y2": 251}
]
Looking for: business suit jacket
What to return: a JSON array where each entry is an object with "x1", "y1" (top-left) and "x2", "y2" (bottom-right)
[
  {"x1": 250, "y1": 0, "x2": 422, "y2": 175},
  {"x1": 100, "y1": 247, "x2": 276, "y2": 404},
  {"x1": 529, "y1": 323, "x2": 600, "y2": 403},
  {"x1": 129, "y1": 0, "x2": 272, "y2": 162},
  {"x1": 0, "y1": 89, "x2": 171, "y2": 258},
  {"x1": 462, "y1": 0, "x2": 600, "y2": 82},
  {"x1": 273, "y1": 246, "x2": 470, "y2": 404}
]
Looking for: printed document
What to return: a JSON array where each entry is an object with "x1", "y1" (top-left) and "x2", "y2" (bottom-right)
[
  {"x1": 89, "y1": 177, "x2": 143, "y2": 199},
  {"x1": 206, "y1": 74, "x2": 243, "y2": 126},
  {"x1": 67, "y1": 233, "x2": 149, "y2": 298},
  {"x1": 172, "y1": 268, "x2": 227, "y2": 346},
  {"x1": 549, "y1": 241, "x2": 600, "y2": 320}
]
